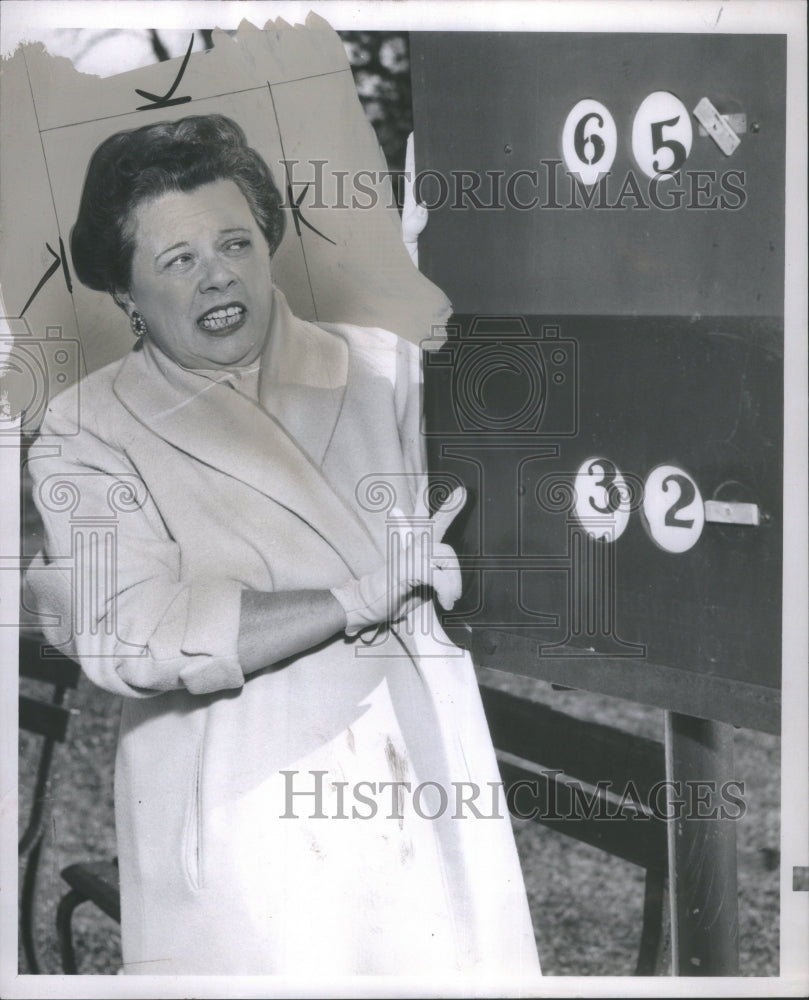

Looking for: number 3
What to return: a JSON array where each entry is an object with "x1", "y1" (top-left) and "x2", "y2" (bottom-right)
[{"x1": 573, "y1": 457, "x2": 631, "y2": 541}]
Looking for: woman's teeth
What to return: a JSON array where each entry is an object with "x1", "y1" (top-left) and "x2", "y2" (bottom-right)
[{"x1": 199, "y1": 306, "x2": 244, "y2": 331}]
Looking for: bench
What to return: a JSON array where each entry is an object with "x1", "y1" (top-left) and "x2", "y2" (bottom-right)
[
  {"x1": 479, "y1": 682, "x2": 668, "y2": 975},
  {"x1": 18, "y1": 632, "x2": 81, "y2": 974}
]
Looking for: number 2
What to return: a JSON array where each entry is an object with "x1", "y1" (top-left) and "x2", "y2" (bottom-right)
[
  {"x1": 641, "y1": 464, "x2": 704, "y2": 553},
  {"x1": 663, "y1": 473, "x2": 696, "y2": 528}
]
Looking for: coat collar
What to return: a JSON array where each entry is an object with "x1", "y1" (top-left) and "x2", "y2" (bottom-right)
[
  {"x1": 112, "y1": 287, "x2": 382, "y2": 577},
  {"x1": 257, "y1": 287, "x2": 348, "y2": 466}
]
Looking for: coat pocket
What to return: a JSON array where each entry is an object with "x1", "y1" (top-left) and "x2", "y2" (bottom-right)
[{"x1": 182, "y1": 742, "x2": 205, "y2": 891}]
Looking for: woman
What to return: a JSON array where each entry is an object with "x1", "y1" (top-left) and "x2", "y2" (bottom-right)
[{"x1": 26, "y1": 115, "x2": 540, "y2": 979}]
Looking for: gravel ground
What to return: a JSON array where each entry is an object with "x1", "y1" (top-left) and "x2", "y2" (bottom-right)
[{"x1": 19, "y1": 664, "x2": 779, "y2": 978}]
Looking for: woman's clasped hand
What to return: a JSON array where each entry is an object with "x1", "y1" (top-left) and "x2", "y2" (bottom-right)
[{"x1": 331, "y1": 486, "x2": 467, "y2": 635}]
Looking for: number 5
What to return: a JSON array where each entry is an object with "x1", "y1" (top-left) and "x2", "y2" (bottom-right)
[
  {"x1": 632, "y1": 92, "x2": 693, "y2": 179},
  {"x1": 650, "y1": 116, "x2": 687, "y2": 175}
]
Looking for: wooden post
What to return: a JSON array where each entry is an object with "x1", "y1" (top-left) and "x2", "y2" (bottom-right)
[{"x1": 665, "y1": 712, "x2": 740, "y2": 975}]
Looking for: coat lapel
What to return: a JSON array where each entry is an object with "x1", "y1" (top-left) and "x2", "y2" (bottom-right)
[
  {"x1": 257, "y1": 288, "x2": 348, "y2": 468},
  {"x1": 113, "y1": 289, "x2": 383, "y2": 578}
]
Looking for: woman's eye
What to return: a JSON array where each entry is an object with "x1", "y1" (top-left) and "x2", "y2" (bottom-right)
[
  {"x1": 165, "y1": 253, "x2": 194, "y2": 270},
  {"x1": 224, "y1": 238, "x2": 251, "y2": 254}
]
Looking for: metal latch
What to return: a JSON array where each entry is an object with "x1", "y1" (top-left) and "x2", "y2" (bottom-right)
[
  {"x1": 693, "y1": 97, "x2": 742, "y2": 155},
  {"x1": 698, "y1": 112, "x2": 747, "y2": 137},
  {"x1": 704, "y1": 500, "x2": 760, "y2": 526}
]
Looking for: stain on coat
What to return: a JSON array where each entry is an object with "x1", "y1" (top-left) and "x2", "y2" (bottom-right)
[{"x1": 384, "y1": 736, "x2": 409, "y2": 830}]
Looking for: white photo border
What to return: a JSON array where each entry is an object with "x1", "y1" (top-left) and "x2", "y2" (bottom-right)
[{"x1": 1, "y1": 2, "x2": 806, "y2": 997}]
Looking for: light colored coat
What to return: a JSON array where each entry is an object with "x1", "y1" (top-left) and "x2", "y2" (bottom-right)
[{"x1": 26, "y1": 289, "x2": 541, "y2": 981}]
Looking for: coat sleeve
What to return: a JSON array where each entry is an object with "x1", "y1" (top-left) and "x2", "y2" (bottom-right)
[
  {"x1": 24, "y1": 401, "x2": 246, "y2": 699},
  {"x1": 394, "y1": 334, "x2": 429, "y2": 498},
  {"x1": 395, "y1": 338, "x2": 427, "y2": 484}
]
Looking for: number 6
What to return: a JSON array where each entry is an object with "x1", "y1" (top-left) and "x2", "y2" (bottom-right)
[{"x1": 562, "y1": 100, "x2": 617, "y2": 186}]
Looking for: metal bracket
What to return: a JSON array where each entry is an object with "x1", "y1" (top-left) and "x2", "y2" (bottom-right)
[
  {"x1": 693, "y1": 97, "x2": 742, "y2": 155},
  {"x1": 704, "y1": 500, "x2": 760, "y2": 526},
  {"x1": 698, "y1": 112, "x2": 747, "y2": 137}
]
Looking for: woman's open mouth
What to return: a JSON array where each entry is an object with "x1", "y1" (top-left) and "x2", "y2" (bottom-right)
[{"x1": 198, "y1": 304, "x2": 246, "y2": 334}]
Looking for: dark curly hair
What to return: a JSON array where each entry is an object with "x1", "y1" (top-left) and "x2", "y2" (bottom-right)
[{"x1": 70, "y1": 115, "x2": 286, "y2": 295}]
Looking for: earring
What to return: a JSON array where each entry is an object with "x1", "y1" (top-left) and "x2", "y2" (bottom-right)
[{"x1": 130, "y1": 311, "x2": 148, "y2": 338}]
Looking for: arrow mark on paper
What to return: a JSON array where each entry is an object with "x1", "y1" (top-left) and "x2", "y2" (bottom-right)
[
  {"x1": 135, "y1": 34, "x2": 194, "y2": 111},
  {"x1": 19, "y1": 238, "x2": 73, "y2": 318},
  {"x1": 287, "y1": 182, "x2": 336, "y2": 246}
]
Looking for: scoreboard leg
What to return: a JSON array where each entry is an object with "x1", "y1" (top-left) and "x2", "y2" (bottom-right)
[{"x1": 665, "y1": 712, "x2": 740, "y2": 976}]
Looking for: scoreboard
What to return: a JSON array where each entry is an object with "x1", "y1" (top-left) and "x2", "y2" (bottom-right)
[{"x1": 413, "y1": 32, "x2": 785, "y2": 732}]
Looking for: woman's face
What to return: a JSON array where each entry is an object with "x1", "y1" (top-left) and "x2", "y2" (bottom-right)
[{"x1": 121, "y1": 179, "x2": 275, "y2": 369}]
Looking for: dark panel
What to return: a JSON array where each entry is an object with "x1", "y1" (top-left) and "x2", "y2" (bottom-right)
[
  {"x1": 411, "y1": 32, "x2": 785, "y2": 317},
  {"x1": 473, "y1": 633, "x2": 780, "y2": 735},
  {"x1": 424, "y1": 314, "x2": 782, "y2": 727}
]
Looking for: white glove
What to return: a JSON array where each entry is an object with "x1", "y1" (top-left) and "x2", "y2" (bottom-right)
[
  {"x1": 401, "y1": 132, "x2": 429, "y2": 266},
  {"x1": 331, "y1": 487, "x2": 466, "y2": 636}
]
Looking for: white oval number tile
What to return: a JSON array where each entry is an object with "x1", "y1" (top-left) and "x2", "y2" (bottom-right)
[
  {"x1": 631, "y1": 91, "x2": 693, "y2": 179},
  {"x1": 562, "y1": 100, "x2": 618, "y2": 186},
  {"x1": 642, "y1": 465, "x2": 704, "y2": 553},
  {"x1": 574, "y1": 458, "x2": 631, "y2": 541}
]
